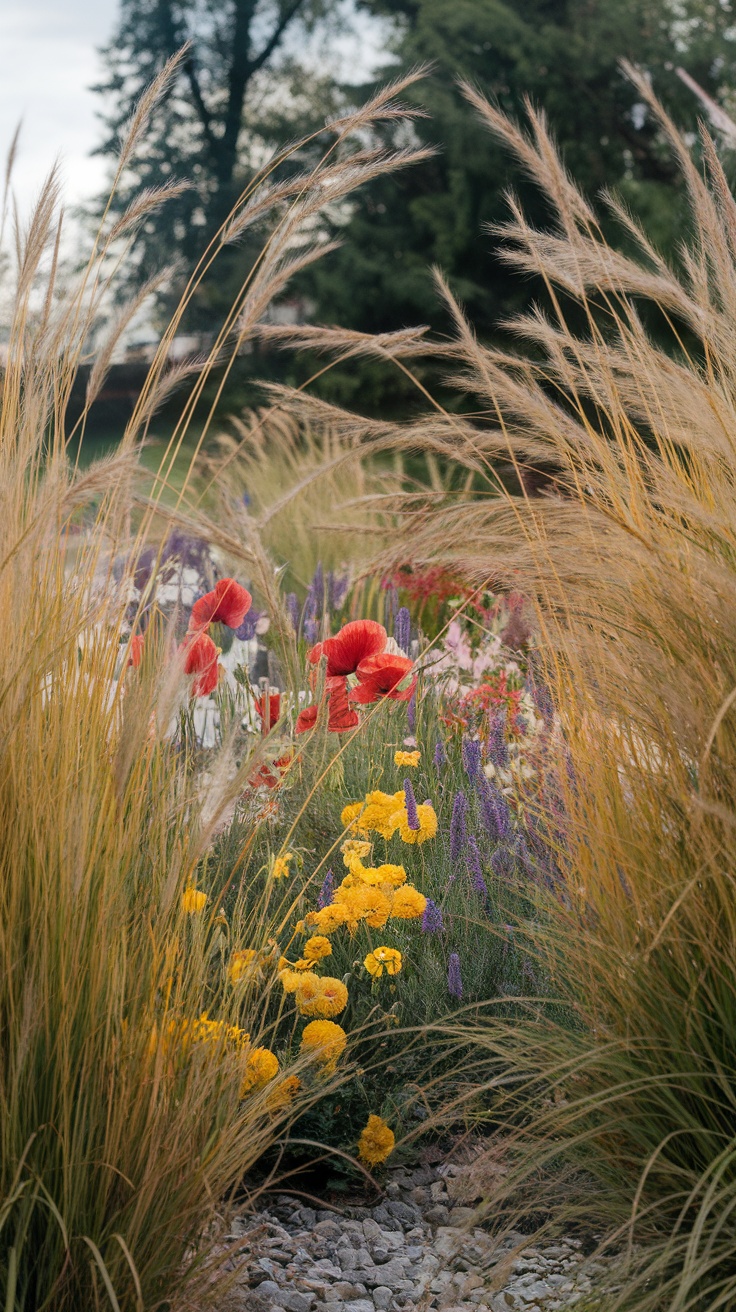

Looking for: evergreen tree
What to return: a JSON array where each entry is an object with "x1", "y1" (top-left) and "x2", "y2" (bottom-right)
[
  {"x1": 302, "y1": 0, "x2": 736, "y2": 410},
  {"x1": 92, "y1": 0, "x2": 350, "y2": 324}
]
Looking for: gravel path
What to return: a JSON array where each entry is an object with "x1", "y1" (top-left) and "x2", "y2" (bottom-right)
[{"x1": 225, "y1": 1157, "x2": 609, "y2": 1312}]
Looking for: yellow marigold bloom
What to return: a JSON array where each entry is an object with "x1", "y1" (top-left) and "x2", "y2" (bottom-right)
[
  {"x1": 341, "y1": 839, "x2": 372, "y2": 866},
  {"x1": 390, "y1": 885, "x2": 427, "y2": 919},
  {"x1": 357, "y1": 1114, "x2": 395, "y2": 1166},
  {"x1": 394, "y1": 802, "x2": 438, "y2": 845},
  {"x1": 364, "y1": 946, "x2": 403, "y2": 978},
  {"x1": 294, "y1": 973, "x2": 325, "y2": 1015},
  {"x1": 240, "y1": 1046, "x2": 279, "y2": 1095},
  {"x1": 341, "y1": 793, "x2": 404, "y2": 840},
  {"x1": 272, "y1": 852, "x2": 293, "y2": 879},
  {"x1": 315, "y1": 976, "x2": 349, "y2": 1018},
  {"x1": 303, "y1": 935, "x2": 332, "y2": 963},
  {"x1": 182, "y1": 887, "x2": 207, "y2": 914},
  {"x1": 267, "y1": 1073, "x2": 302, "y2": 1110},
  {"x1": 300, "y1": 1019, "x2": 347, "y2": 1066},
  {"x1": 188, "y1": 1012, "x2": 250, "y2": 1051},
  {"x1": 305, "y1": 904, "x2": 350, "y2": 934},
  {"x1": 394, "y1": 750, "x2": 420, "y2": 768},
  {"x1": 334, "y1": 883, "x2": 392, "y2": 932},
  {"x1": 297, "y1": 975, "x2": 349, "y2": 1018},
  {"x1": 228, "y1": 949, "x2": 258, "y2": 983},
  {"x1": 280, "y1": 966, "x2": 314, "y2": 994},
  {"x1": 372, "y1": 863, "x2": 407, "y2": 888}
]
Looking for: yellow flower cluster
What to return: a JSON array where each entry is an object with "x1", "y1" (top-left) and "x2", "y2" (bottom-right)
[
  {"x1": 340, "y1": 790, "x2": 437, "y2": 845},
  {"x1": 277, "y1": 960, "x2": 349, "y2": 1018},
  {"x1": 181, "y1": 886, "x2": 208, "y2": 914},
  {"x1": 364, "y1": 946, "x2": 402, "y2": 977},
  {"x1": 186, "y1": 1012, "x2": 250, "y2": 1051},
  {"x1": 305, "y1": 852, "x2": 427, "y2": 938},
  {"x1": 271, "y1": 852, "x2": 293, "y2": 880},
  {"x1": 394, "y1": 749, "x2": 420, "y2": 767},
  {"x1": 357, "y1": 1114, "x2": 395, "y2": 1166},
  {"x1": 300, "y1": 1019, "x2": 347, "y2": 1071},
  {"x1": 240, "y1": 1046, "x2": 279, "y2": 1095}
]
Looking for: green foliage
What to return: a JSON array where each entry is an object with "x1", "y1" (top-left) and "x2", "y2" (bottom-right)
[
  {"x1": 303, "y1": 0, "x2": 736, "y2": 410},
  {"x1": 92, "y1": 0, "x2": 349, "y2": 321}
]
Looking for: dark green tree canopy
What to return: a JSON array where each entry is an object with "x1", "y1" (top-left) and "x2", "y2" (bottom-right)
[
  {"x1": 93, "y1": 0, "x2": 348, "y2": 312},
  {"x1": 299, "y1": 0, "x2": 736, "y2": 409}
]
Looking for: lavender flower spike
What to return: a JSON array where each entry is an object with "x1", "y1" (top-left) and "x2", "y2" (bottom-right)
[
  {"x1": 317, "y1": 869, "x2": 335, "y2": 909},
  {"x1": 422, "y1": 898, "x2": 444, "y2": 933},
  {"x1": 478, "y1": 776, "x2": 512, "y2": 841},
  {"x1": 394, "y1": 605, "x2": 411, "y2": 654},
  {"x1": 286, "y1": 593, "x2": 300, "y2": 633},
  {"x1": 434, "y1": 739, "x2": 447, "y2": 772},
  {"x1": 448, "y1": 952, "x2": 463, "y2": 999},
  {"x1": 466, "y1": 835, "x2": 488, "y2": 896},
  {"x1": 487, "y1": 708, "x2": 510, "y2": 769},
  {"x1": 407, "y1": 689, "x2": 416, "y2": 733},
  {"x1": 449, "y1": 790, "x2": 468, "y2": 863},
  {"x1": 463, "y1": 738, "x2": 482, "y2": 782},
  {"x1": 404, "y1": 778, "x2": 421, "y2": 830}
]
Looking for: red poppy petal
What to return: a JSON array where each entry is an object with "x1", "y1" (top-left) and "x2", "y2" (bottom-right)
[
  {"x1": 189, "y1": 578, "x2": 251, "y2": 632},
  {"x1": 128, "y1": 634, "x2": 145, "y2": 668},
  {"x1": 295, "y1": 705, "x2": 319, "y2": 734},
  {"x1": 310, "y1": 620, "x2": 386, "y2": 676}
]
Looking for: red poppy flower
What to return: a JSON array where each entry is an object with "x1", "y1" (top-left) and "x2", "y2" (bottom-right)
[
  {"x1": 308, "y1": 619, "x2": 386, "y2": 677},
  {"x1": 249, "y1": 751, "x2": 293, "y2": 790},
  {"x1": 188, "y1": 578, "x2": 252, "y2": 633},
  {"x1": 350, "y1": 653, "x2": 416, "y2": 704},
  {"x1": 296, "y1": 677, "x2": 360, "y2": 734},
  {"x1": 255, "y1": 689, "x2": 281, "y2": 731},
  {"x1": 181, "y1": 631, "x2": 220, "y2": 697},
  {"x1": 128, "y1": 634, "x2": 144, "y2": 668}
]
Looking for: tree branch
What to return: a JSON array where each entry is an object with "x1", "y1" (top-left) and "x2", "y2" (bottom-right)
[
  {"x1": 155, "y1": 0, "x2": 219, "y2": 156},
  {"x1": 249, "y1": 0, "x2": 309, "y2": 78}
]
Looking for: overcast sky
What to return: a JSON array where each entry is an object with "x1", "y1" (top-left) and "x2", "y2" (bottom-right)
[
  {"x1": 0, "y1": 0, "x2": 392, "y2": 223},
  {"x1": 0, "y1": 0, "x2": 120, "y2": 218}
]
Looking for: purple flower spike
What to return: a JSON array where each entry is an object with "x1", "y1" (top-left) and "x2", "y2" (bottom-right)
[
  {"x1": 318, "y1": 869, "x2": 334, "y2": 909},
  {"x1": 466, "y1": 835, "x2": 488, "y2": 895},
  {"x1": 449, "y1": 791, "x2": 468, "y2": 863},
  {"x1": 404, "y1": 778, "x2": 420, "y2": 830},
  {"x1": 422, "y1": 898, "x2": 444, "y2": 933},
  {"x1": 434, "y1": 740, "x2": 447, "y2": 772},
  {"x1": 286, "y1": 593, "x2": 300, "y2": 632},
  {"x1": 491, "y1": 845, "x2": 515, "y2": 880},
  {"x1": 235, "y1": 608, "x2": 261, "y2": 641},
  {"x1": 448, "y1": 952, "x2": 463, "y2": 999},
  {"x1": 478, "y1": 777, "x2": 512, "y2": 841},
  {"x1": 304, "y1": 617, "x2": 319, "y2": 645},
  {"x1": 407, "y1": 689, "x2": 416, "y2": 733},
  {"x1": 487, "y1": 708, "x2": 510, "y2": 769},
  {"x1": 327, "y1": 569, "x2": 350, "y2": 612},
  {"x1": 307, "y1": 563, "x2": 324, "y2": 616},
  {"x1": 527, "y1": 668, "x2": 554, "y2": 728},
  {"x1": 394, "y1": 606, "x2": 411, "y2": 654},
  {"x1": 463, "y1": 738, "x2": 482, "y2": 782}
]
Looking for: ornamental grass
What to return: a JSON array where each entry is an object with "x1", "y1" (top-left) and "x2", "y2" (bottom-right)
[
  {"x1": 0, "y1": 56, "x2": 434, "y2": 1312},
  {"x1": 372, "y1": 71, "x2": 736, "y2": 1312},
  {"x1": 261, "y1": 62, "x2": 736, "y2": 1312}
]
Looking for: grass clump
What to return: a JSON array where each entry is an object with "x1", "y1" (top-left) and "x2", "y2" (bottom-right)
[{"x1": 0, "y1": 57, "x2": 437, "y2": 1311}]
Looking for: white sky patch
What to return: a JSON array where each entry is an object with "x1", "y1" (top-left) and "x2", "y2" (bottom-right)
[
  {"x1": 0, "y1": 0, "x2": 397, "y2": 222},
  {"x1": 0, "y1": 0, "x2": 119, "y2": 218}
]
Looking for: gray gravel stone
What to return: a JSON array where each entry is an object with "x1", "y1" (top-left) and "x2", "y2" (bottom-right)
[
  {"x1": 372, "y1": 1288, "x2": 392, "y2": 1309},
  {"x1": 282, "y1": 1294, "x2": 314, "y2": 1312}
]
